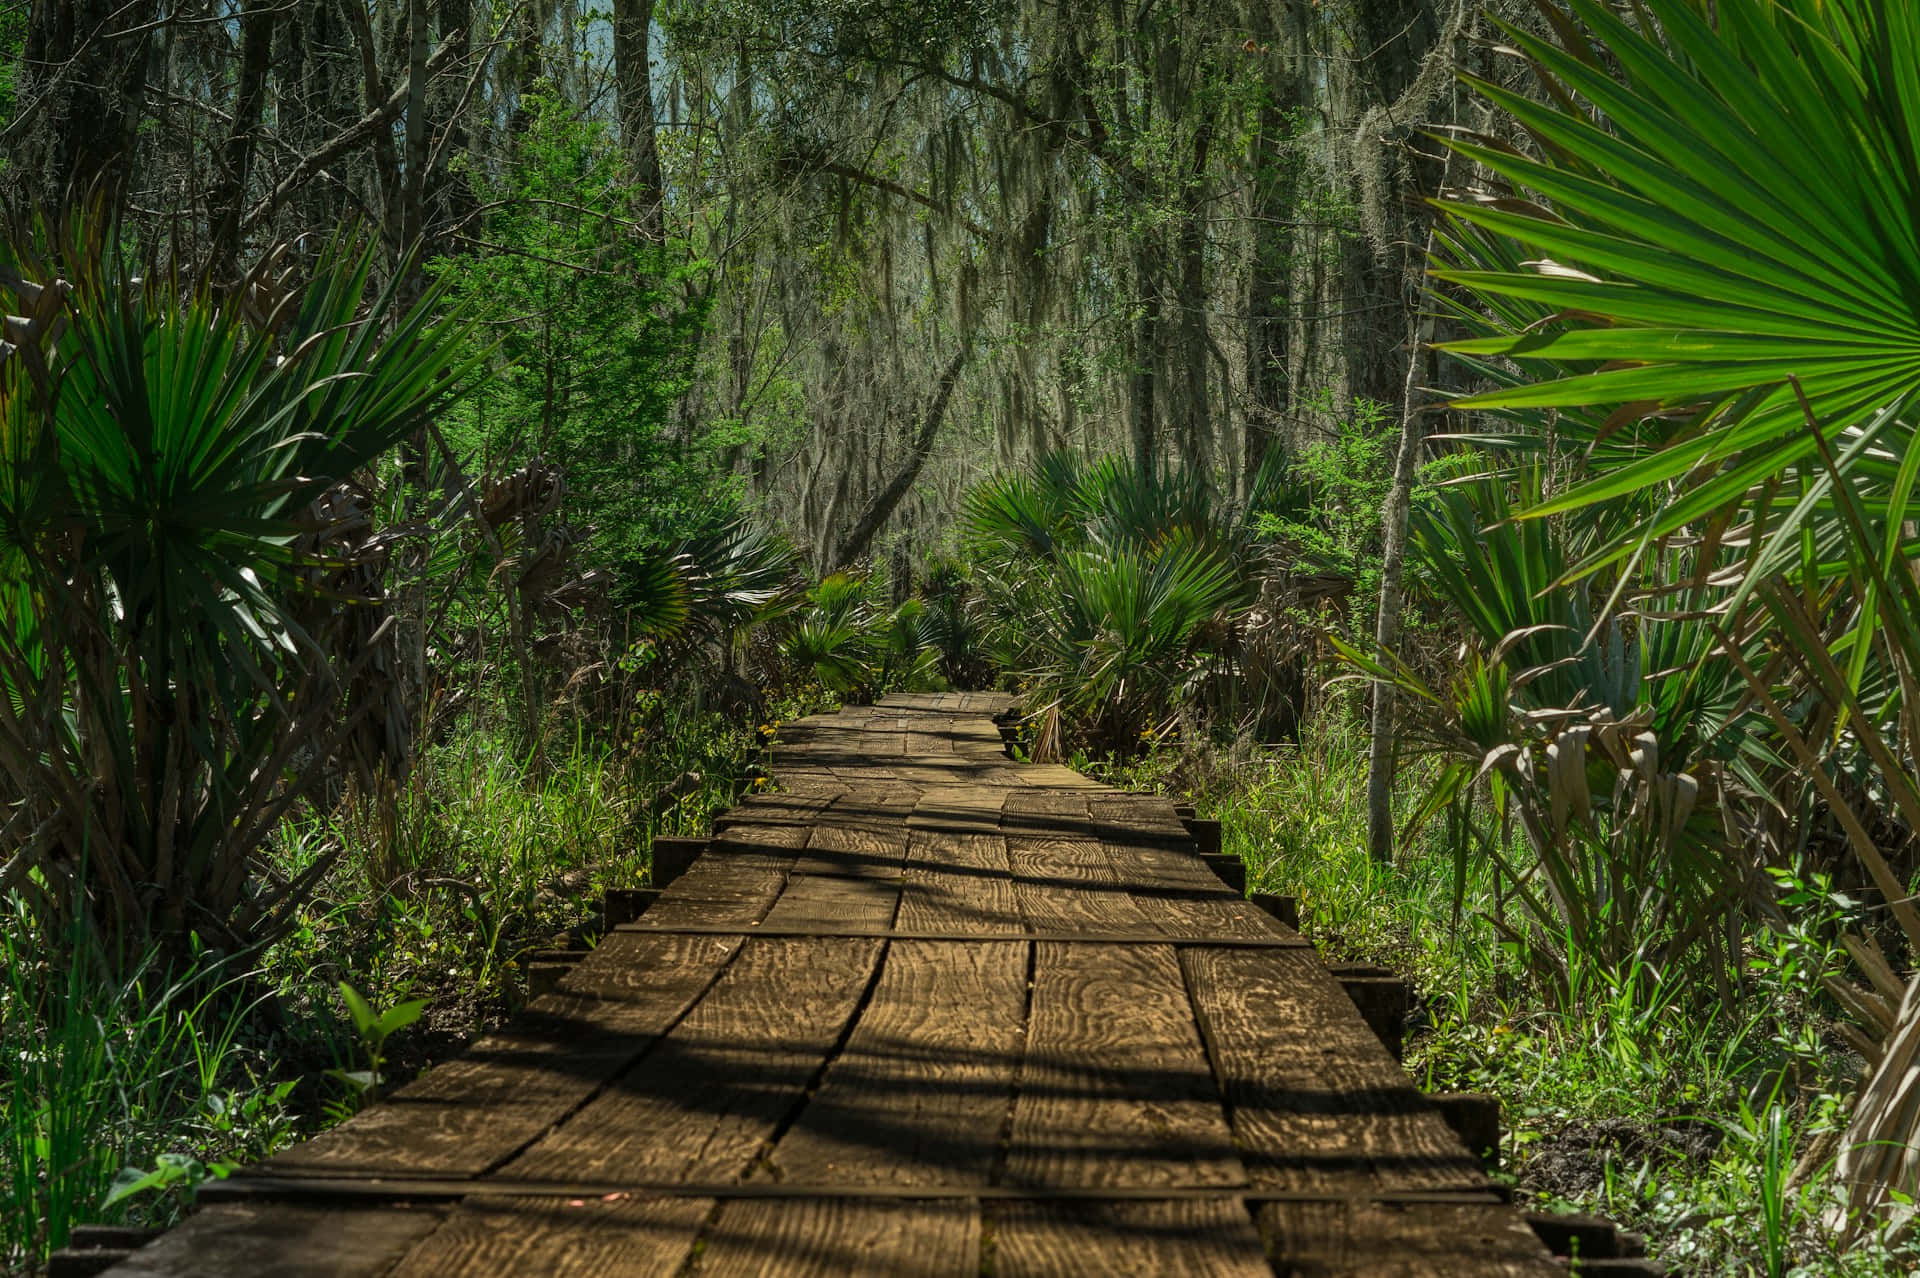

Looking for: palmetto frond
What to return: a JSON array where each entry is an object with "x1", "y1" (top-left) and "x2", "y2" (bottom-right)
[
  {"x1": 0, "y1": 219, "x2": 474, "y2": 956},
  {"x1": 1437, "y1": 0, "x2": 1920, "y2": 575}
]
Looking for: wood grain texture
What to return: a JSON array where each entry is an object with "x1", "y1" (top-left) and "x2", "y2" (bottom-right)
[
  {"x1": 501, "y1": 937, "x2": 884, "y2": 1184},
  {"x1": 989, "y1": 1199, "x2": 1270, "y2": 1277},
  {"x1": 818, "y1": 787, "x2": 920, "y2": 837},
  {"x1": 1000, "y1": 789, "x2": 1092, "y2": 836},
  {"x1": 730, "y1": 792, "x2": 844, "y2": 824},
  {"x1": 787, "y1": 803, "x2": 910, "y2": 879},
  {"x1": 1182, "y1": 947, "x2": 1490, "y2": 1195},
  {"x1": 768, "y1": 941, "x2": 1028, "y2": 1186},
  {"x1": 384, "y1": 1195, "x2": 710, "y2": 1277},
  {"x1": 1103, "y1": 840, "x2": 1289, "y2": 940},
  {"x1": 263, "y1": 932, "x2": 744, "y2": 1177},
  {"x1": 698, "y1": 1198, "x2": 979, "y2": 1276},
  {"x1": 766, "y1": 789, "x2": 915, "y2": 938},
  {"x1": 895, "y1": 831, "x2": 1023, "y2": 935},
  {"x1": 1255, "y1": 1200, "x2": 1563, "y2": 1276},
  {"x1": 1006, "y1": 835, "x2": 1152, "y2": 935},
  {"x1": 1089, "y1": 793, "x2": 1283, "y2": 939},
  {"x1": 139, "y1": 695, "x2": 1588, "y2": 1276},
  {"x1": 908, "y1": 786, "x2": 1009, "y2": 833},
  {"x1": 1000, "y1": 791, "x2": 1157, "y2": 934},
  {"x1": 758, "y1": 871, "x2": 902, "y2": 932},
  {"x1": 98, "y1": 1203, "x2": 447, "y2": 1277},
  {"x1": 637, "y1": 823, "x2": 806, "y2": 929},
  {"x1": 1002, "y1": 943, "x2": 1245, "y2": 1189},
  {"x1": 1006, "y1": 764, "x2": 1105, "y2": 789}
]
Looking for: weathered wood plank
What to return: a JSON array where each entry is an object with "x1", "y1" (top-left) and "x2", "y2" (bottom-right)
[
  {"x1": 500, "y1": 937, "x2": 884, "y2": 1184},
  {"x1": 989, "y1": 1199, "x2": 1270, "y2": 1277},
  {"x1": 1182, "y1": 947, "x2": 1490, "y2": 1195},
  {"x1": 1000, "y1": 790, "x2": 1092, "y2": 837},
  {"x1": 729, "y1": 792, "x2": 845, "y2": 824},
  {"x1": 262, "y1": 931, "x2": 744, "y2": 1178},
  {"x1": 895, "y1": 788, "x2": 1021, "y2": 933},
  {"x1": 1090, "y1": 799, "x2": 1286, "y2": 939},
  {"x1": 1006, "y1": 835, "x2": 1153, "y2": 935},
  {"x1": 895, "y1": 828, "x2": 1024, "y2": 935},
  {"x1": 635, "y1": 823, "x2": 806, "y2": 929},
  {"x1": 699, "y1": 1199, "x2": 979, "y2": 1276},
  {"x1": 1001, "y1": 943, "x2": 1244, "y2": 1189},
  {"x1": 908, "y1": 786, "x2": 1010, "y2": 833},
  {"x1": 384, "y1": 1196, "x2": 709, "y2": 1277},
  {"x1": 1255, "y1": 1199, "x2": 1563, "y2": 1275},
  {"x1": 1005, "y1": 764, "x2": 1106, "y2": 789},
  {"x1": 141, "y1": 697, "x2": 1586, "y2": 1277},
  {"x1": 759, "y1": 872, "x2": 902, "y2": 932},
  {"x1": 1001, "y1": 790, "x2": 1156, "y2": 934},
  {"x1": 767, "y1": 941, "x2": 1028, "y2": 1186},
  {"x1": 819, "y1": 786, "x2": 920, "y2": 830},
  {"x1": 789, "y1": 802, "x2": 911, "y2": 879},
  {"x1": 99, "y1": 1203, "x2": 448, "y2": 1277},
  {"x1": 759, "y1": 792, "x2": 911, "y2": 930}
]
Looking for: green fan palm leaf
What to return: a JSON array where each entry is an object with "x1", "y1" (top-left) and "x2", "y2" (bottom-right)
[
  {"x1": 1435, "y1": 0, "x2": 1920, "y2": 563},
  {"x1": 0, "y1": 219, "x2": 475, "y2": 958}
]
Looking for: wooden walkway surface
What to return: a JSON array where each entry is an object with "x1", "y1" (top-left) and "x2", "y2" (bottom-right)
[{"x1": 102, "y1": 693, "x2": 1569, "y2": 1276}]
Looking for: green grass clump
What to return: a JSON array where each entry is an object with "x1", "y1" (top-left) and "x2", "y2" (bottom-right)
[{"x1": 1, "y1": 917, "x2": 302, "y2": 1269}]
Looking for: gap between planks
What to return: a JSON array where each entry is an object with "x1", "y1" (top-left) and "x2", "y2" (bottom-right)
[
  {"x1": 202, "y1": 1177, "x2": 1509, "y2": 1206},
  {"x1": 611, "y1": 924, "x2": 1311, "y2": 948}
]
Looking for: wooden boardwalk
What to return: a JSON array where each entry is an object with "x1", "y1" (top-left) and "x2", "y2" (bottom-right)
[{"x1": 101, "y1": 693, "x2": 1573, "y2": 1276}]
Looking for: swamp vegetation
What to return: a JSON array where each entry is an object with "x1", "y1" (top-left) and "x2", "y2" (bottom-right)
[{"x1": 4, "y1": 0, "x2": 1920, "y2": 1273}]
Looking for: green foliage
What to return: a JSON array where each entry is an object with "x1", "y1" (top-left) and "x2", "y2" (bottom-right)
[
  {"x1": 430, "y1": 92, "x2": 725, "y2": 604},
  {"x1": 0, "y1": 7, "x2": 22, "y2": 139},
  {"x1": 1436, "y1": 0, "x2": 1920, "y2": 577},
  {"x1": 1251, "y1": 393, "x2": 1396, "y2": 585},
  {"x1": 1336, "y1": 473, "x2": 1769, "y2": 1003},
  {"x1": 1430, "y1": 0, "x2": 1920, "y2": 1243},
  {"x1": 1, "y1": 915, "x2": 299, "y2": 1268},
  {"x1": 963, "y1": 453, "x2": 1256, "y2": 756},
  {"x1": 772, "y1": 572, "x2": 939, "y2": 699},
  {"x1": 915, "y1": 557, "x2": 993, "y2": 690},
  {"x1": 1114, "y1": 711, "x2": 1908, "y2": 1275},
  {"x1": 0, "y1": 219, "x2": 473, "y2": 960},
  {"x1": 327, "y1": 982, "x2": 427, "y2": 1110},
  {"x1": 618, "y1": 514, "x2": 802, "y2": 651}
]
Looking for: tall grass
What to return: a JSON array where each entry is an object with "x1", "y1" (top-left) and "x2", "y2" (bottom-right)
[{"x1": 1, "y1": 906, "x2": 299, "y2": 1272}]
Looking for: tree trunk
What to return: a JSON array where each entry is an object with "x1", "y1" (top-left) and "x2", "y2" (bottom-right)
[
  {"x1": 1130, "y1": 236, "x2": 1160, "y2": 474},
  {"x1": 428, "y1": 0, "x2": 477, "y2": 237},
  {"x1": 400, "y1": 0, "x2": 431, "y2": 256},
  {"x1": 1241, "y1": 0, "x2": 1308, "y2": 495},
  {"x1": 508, "y1": 3, "x2": 548, "y2": 137},
  {"x1": 1365, "y1": 257, "x2": 1438, "y2": 863},
  {"x1": 17, "y1": 0, "x2": 158, "y2": 207},
  {"x1": 210, "y1": 0, "x2": 276, "y2": 276},
  {"x1": 831, "y1": 342, "x2": 971, "y2": 569},
  {"x1": 1176, "y1": 111, "x2": 1215, "y2": 474},
  {"x1": 613, "y1": 0, "x2": 666, "y2": 240}
]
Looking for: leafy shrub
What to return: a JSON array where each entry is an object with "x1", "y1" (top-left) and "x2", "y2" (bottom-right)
[{"x1": 0, "y1": 219, "x2": 472, "y2": 961}]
